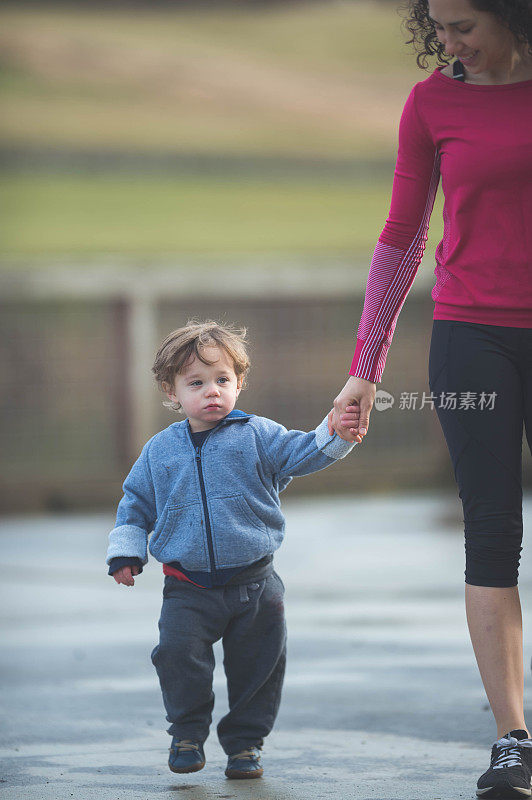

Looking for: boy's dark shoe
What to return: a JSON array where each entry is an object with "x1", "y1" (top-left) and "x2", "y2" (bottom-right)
[
  {"x1": 477, "y1": 730, "x2": 532, "y2": 798},
  {"x1": 225, "y1": 746, "x2": 263, "y2": 779},
  {"x1": 168, "y1": 739, "x2": 205, "y2": 773}
]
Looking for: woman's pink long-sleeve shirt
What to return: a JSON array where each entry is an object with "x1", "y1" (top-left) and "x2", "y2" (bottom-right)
[{"x1": 350, "y1": 68, "x2": 532, "y2": 382}]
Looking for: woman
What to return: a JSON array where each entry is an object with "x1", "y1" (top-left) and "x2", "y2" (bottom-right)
[{"x1": 329, "y1": 1, "x2": 532, "y2": 797}]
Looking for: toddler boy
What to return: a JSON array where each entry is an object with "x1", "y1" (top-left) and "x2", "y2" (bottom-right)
[{"x1": 107, "y1": 320, "x2": 359, "y2": 779}]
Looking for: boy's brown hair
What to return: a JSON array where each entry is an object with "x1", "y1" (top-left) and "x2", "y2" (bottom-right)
[{"x1": 152, "y1": 320, "x2": 250, "y2": 410}]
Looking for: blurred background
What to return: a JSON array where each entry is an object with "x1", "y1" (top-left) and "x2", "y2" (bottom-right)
[{"x1": 1, "y1": 0, "x2": 530, "y2": 513}]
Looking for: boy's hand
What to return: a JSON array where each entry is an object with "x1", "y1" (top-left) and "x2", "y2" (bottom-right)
[
  {"x1": 328, "y1": 408, "x2": 363, "y2": 444},
  {"x1": 113, "y1": 565, "x2": 140, "y2": 587}
]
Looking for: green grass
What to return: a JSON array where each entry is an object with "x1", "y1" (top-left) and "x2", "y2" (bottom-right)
[
  {"x1": 0, "y1": 173, "x2": 444, "y2": 260},
  {"x1": 0, "y1": 4, "x2": 445, "y2": 262},
  {"x1": 0, "y1": 2, "x2": 424, "y2": 158}
]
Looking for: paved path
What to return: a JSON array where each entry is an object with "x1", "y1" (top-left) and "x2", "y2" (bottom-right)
[{"x1": 2, "y1": 493, "x2": 532, "y2": 800}]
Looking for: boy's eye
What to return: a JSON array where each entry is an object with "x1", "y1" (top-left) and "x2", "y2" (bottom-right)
[
  {"x1": 458, "y1": 27, "x2": 472, "y2": 34},
  {"x1": 190, "y1": 380, "x2": 202, "y2": 386},
  {"x1": 218, "y1": 377, "x2": 229, "y2": 384}
]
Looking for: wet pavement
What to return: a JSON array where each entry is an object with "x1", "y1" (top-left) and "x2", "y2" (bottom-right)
[{"x1": 2, "y1": 492, "x2": 532, "y2": 800}]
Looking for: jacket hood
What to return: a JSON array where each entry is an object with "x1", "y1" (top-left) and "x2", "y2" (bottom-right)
[
  {"x1": 222, "y1": 409, "x2": 252, "y2": 422},
  {"x1": 182, "y1": 408, "x2": 253, "y2": 433}
]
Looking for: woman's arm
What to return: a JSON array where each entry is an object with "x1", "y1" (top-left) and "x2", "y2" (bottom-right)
[{"x1": 332, "y1": 84, "x2": 440, "y2": 440}]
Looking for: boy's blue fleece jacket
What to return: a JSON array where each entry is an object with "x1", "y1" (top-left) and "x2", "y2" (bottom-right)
[{"x1": 107, "y1": 409, "x2": 355, "y2": 573}]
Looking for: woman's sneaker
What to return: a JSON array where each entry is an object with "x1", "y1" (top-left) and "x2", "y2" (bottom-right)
[
  {"x1": 477, "y1": 730, "x2": 532, "y2": 798},
  {"x1": 225, "y1": 746, "x2": 263, "y2": 779},
  {"x1": 168, "y1": 739, "x2": 205, "y2": 773}
]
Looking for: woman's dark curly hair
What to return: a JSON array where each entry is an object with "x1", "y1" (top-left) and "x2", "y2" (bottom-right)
[{"x1": 404, "y1": 0, "x2": 532, "y2": 68}]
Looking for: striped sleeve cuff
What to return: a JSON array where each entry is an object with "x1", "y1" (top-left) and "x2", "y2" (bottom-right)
[{"x1": 349, "y1": 337, "x2": 388, "y2": 383}]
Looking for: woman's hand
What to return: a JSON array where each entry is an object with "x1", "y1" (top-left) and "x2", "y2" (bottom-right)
[{"x1": 327, "y1": 375, "x2": 376, "y2": 442}]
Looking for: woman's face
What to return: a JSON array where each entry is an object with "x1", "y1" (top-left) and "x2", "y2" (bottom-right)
[{"x1": 428, "y1": 0, "x2": 517, "y2": 76}]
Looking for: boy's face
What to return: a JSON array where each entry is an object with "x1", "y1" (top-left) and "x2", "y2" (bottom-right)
[{"x1": 166, "y1": 346, "x2": 242, "y2": 432}]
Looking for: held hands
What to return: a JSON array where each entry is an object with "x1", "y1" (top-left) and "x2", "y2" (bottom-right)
[
  {"x1": 327, "y1": 375, "x2": 377, "y2": 443},
  {"x1": 113, "y1": 565, "x2": 140, "y2": 587}
]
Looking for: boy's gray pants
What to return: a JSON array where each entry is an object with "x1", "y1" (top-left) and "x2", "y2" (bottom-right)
[{"x1": 151, "y1": 568, "x2": 286, "y2": 755}]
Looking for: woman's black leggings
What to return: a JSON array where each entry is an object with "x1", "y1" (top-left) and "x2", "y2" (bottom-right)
[{"x1": 429, "y1": 321, "x2": 532, "y2": 587}]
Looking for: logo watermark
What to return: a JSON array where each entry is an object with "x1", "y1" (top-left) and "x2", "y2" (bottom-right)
[
  {"x1": 374, "y1": 391, "x2": 497, "y2": 412},
  {"x1": 374, "y1": 390, "x2": 395, "y2": 412}
]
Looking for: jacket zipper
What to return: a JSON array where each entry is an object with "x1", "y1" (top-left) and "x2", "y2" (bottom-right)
[{"x1": 193, "y1": 438, "x2": 217, "y2": 576}]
